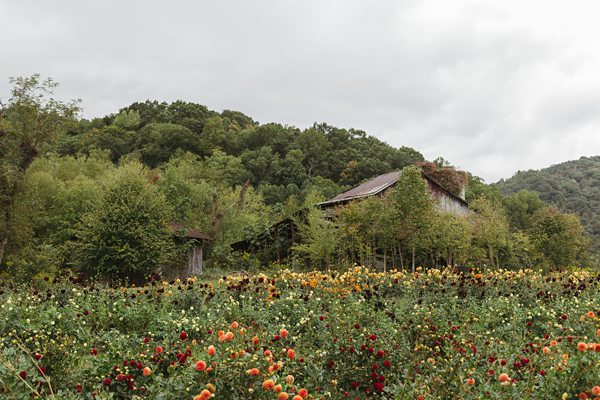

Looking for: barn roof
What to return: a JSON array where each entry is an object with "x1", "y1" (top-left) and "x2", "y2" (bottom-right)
[
  {"x1": 317, "y1": 169, "x2": 468, "y2": 207},
  {"x1": 318, "y1": 171, "x2": 401, "y2": 206},
  {"x1": 170, "y1": 223, "x2": 213, "y2": 241}
]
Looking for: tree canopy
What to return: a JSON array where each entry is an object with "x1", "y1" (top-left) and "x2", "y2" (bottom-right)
[{"x1": 0, "y1": 75, "x2": 593, "y2": 280}]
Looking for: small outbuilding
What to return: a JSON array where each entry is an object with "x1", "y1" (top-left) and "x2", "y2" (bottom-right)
[{"x1": 170, "y1": 223, "x2": 213, "y2": 277}]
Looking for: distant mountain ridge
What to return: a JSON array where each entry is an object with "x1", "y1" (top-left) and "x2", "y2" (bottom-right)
[{"x1": 495, "y1": 156, "x2": 600, "y2": 254}]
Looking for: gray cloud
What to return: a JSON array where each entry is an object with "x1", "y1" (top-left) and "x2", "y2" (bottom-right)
[{"x1": 2, "y1": 0, "x2": 600, "y2": 182}]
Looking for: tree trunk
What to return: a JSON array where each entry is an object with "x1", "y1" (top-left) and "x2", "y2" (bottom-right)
[
  {"x1": 0, "y1": 236, "x2": 7, "y2": 267},
  {"x1": 210, "y1": 193, "x2": 219, "y2": 229},
  {"x1": 0, "y1": 202, "x2": 13, "y2": 267},
  {"x1": 371, "y1": 240, "x2": 376, "y2": 268},
  {"x1": 237, "y1": 180, "x2": 250, "y2": 209},
  {"x1": 398, "y1": 243, "x2": 404, "y2": 270},
  {"x1": 411, "y1": 246, "x2": 416, "y2": 273},
  {"x1": 488, "y1": 246, "x2": 494, "y2": 269}
]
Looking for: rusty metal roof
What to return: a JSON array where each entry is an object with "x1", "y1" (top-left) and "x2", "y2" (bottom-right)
[
  {"x1": 318, "y1": 171, "x2": 401, "y2": 206},
  {"x1": 170, "y1": 223, "x2": 213, "y2": 241},
  {"x1": 318, "y1": 169, "x2": 468, "y2": 207}
]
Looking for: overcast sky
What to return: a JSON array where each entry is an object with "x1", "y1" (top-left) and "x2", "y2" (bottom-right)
[{"x1": 2, "y1": 1, "x2": 600, "y2": 182}]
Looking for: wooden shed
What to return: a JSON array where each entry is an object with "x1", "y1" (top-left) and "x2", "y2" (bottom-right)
[{"x1": 170, "y1": 223, "x2": 213, "y2": 276}]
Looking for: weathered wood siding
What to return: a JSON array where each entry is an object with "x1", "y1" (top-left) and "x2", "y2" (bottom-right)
[{"x1": 427, "y1": 181, "x2": 470, "y2": 216}]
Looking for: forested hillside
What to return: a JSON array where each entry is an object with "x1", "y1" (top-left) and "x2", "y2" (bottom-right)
[
  {"x1": 58, "y1": 100, "x2": 424, "y2": 204},
  {"x1": 496, "y1": 156, "x2": 600, "y2": 254},
  {"x1": 0, "y1": 76, "x2": 428, "y2": 279},
  {"x1": 1, "y1": 76, "x2": 590, "y2": 281}
]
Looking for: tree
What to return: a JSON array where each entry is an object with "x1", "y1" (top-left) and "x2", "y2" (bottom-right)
[
  {"x1": 466, "y1": 175, "x2": 502, "y2": 204},
  {"x1": 167, "y1": 100, "x2": 216, "y2": 133},
  {"x1": 503, "y1": 189, "x2": 545, "y2": 231},
  {"x1": 392, "y1": 146, "x2": 424, "y2": 169},
  {"x1": 469, "y1": 196, "x2": 510, "y2": 268},
  {"x1": 5, "y1": 153, "x2": 114, "y2": 276},
  {"x1": 336, "y1": 195, "x2": 396, "y2": 270},
  {"x1": 430, "y1": 211, "x2": 472, "y2": 267},
  {"x1": 199, "y1": 116, "x2": 232, "y2": 156},
  {"x1": 293, "y1": 192, "x2": 340, "y2": 269},
  {"x1": 113, "y1": 109, "x2": 141, "y2": 130},
  {"x1": 241, "y1": 146, "x2": 281, "y2": 185},
  {"x1": 75, "y1": 163, "x2": 174, "y2": 281},
  {"x1": 0, "y1": 75, "x2": 79, "y2": 266},
  {"x1": 528, "y1": 207, "x2": 588, "y2": 270},
  {"x1": 500, "y1": 231, "x2": 536, "y2": 269},
  {"x1": 294, "y1": 128, "x2": 332, "y2": 177},
  {"x1": 391, "y1": 166, "x2": 435, "y2": 271},
  {"x1": 78, "y1": 125, "x2": 135, "y2": 162},
  {"x1": 135, "y1": 123, "x2": 202, "y2": 167},
  {"x1": 120, "y1": 100, "x2": 171, "y2": 127},
  {"x1": 275, "y1": 149, "x2": 307, "y2": 186},
  {"x1": 157, "y1": 152, "x2": 272, "y2": 265},
  {"x1": 204, "y1": 150, "x2": 252, "y2": 187}
]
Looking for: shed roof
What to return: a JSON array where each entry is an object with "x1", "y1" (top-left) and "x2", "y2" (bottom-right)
[{"x1": 170, "y1": 223, "x2": 213, "y2": 241}]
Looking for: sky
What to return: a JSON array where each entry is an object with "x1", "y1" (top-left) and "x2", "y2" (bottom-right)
[{"x1": 2, "y1": 1, "x2": 600, "y2": 182}]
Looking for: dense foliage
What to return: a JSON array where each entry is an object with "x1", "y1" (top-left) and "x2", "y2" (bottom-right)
[
  {"x1": 496, "y1": 156, "x2": 600, "y2": 256},
  {"x1": 74, "y1": 163, "x2": 175, "y2": 282},
  {"x1": 1, "y1": 268, "x2": 600, "y2": 399},
  {"x1": 0, "y1": 75, "x2": 79, "y2": 267},
  {"x1": 60, "y1": 102, "x2": 424, "y2": 205},
  {"x1": 290, "y1": 168, "x2": 588, "y2": 272},
  {"x1": 0, "y1": 75, "x2": 592, "y2": 280}
]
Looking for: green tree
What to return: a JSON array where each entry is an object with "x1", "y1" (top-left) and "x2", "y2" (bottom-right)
[
  {"x1": 293, "y1": 193, "x2": 340, "y2": 269},
  {"x1": 466, "y1": 175, "x2": 502, "y2": 204},
  {"x1": 500, "y1": 231, "x2": 536, "y2": 269},
  {"x1": 469, "y1": 196, "x2": 510, "y2": 268},
  {"x1": 300, "y1": 176, "x2": 342, "y2": 203},
  {"x1": 295, "y1": 128, "x2": 332, "y2": 177},
  {"x1": 157, "y1": 152, "x2": 271, "y2": 264},
  {"x1": 199, "y1": 116, "x2": 235, "y2": 156},
  {"x1": 275, "y1": 149, "x2": 307, "y2": 186},
  {"x1": 75, "y1": 162, "x2": 174, "y2": 281},
  {"x1": 0, "y1": 75, "x2": 79, "y2": 266},
  {"x1": 113, "y1": 109, "x2": 141, "y2": 130},
  {"x1": 120, "y1": 100, "x2": 171, "y2": 127},
  {"x1": 5, "y1": 153, "x2": 114, "y2": 276},
  {"x1": 135, "y1": 123, "x2": 202, "y2": 167},
  {"x1": 430, "y1": 211, "x2": 472, "y2": 267},
  {"x1": 167, "y1": 100, "x2": 216, "y2": 133},
  {"x1": 391, "y1": 166, "x2": 435, "y2": 271},
  {"x1": 78, "y1": 125, "x2": 135, "y2": 162},
  {"x1": 528, "y1": 207, "x2": 588, "y2": 270},
  {"x1": 336, "y1": 195, "x2": 396, "y2": 270},
  {"x1": 241, "y1": 146, "x2": 281, "y2": 185},
  {"x1": 503, "y1": 189, "x2": 545, "y2": 231}
]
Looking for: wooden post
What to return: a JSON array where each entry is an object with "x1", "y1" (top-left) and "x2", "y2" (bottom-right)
[{"x1": 383, "y1": 249, "x2": 387, "y2": 273}]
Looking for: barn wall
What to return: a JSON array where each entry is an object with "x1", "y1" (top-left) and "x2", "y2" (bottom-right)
[{"x1": 427, "y1": 181, "x2": 470, "y2": 216}]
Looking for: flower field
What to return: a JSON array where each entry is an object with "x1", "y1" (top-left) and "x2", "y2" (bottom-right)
[{"x1": 1, "y1": 267, "x2": 600, "y2": 399}]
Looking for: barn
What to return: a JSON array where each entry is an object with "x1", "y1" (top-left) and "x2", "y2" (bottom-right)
[
  {"x1": 231, "y1": 168, "x2": 469, "y2": 264},
  {"x1": 317, "y1": 170, "x2": 469, "y2": 215}
]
